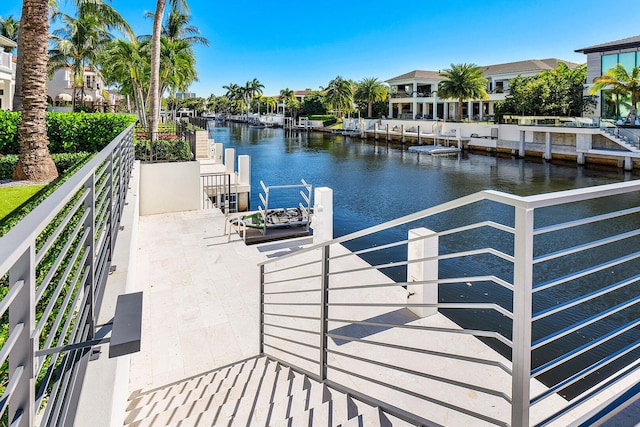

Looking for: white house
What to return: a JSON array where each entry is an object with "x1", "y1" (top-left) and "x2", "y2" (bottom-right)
[
  {"x1": 46, "y1": 66, "x2": 121, "y2": 111},
  {"x1": 0, "y1": 34, "x2": 17, "y2": 111},
  {"x1": 386, "y1": 58, "x2": 579, "y2": 120}
]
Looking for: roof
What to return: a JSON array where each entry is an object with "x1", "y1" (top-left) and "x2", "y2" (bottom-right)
[
  {"x1": 481, "y1": 58, "x2": 579, "y2": 75},
  {"x1": 386, "y1": 59, "x2": 579, "y2": 83},
  {"x1": 576, "y1": 35, "x2": 640, "y2": 54},
  {"x1": 386, "y1": 70, "x2": 443, "y2": 82}
]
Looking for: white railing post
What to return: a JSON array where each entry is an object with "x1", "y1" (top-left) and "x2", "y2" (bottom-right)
[
  {"x1": 512, "y1": 205, "x2": 534, "y2": 427},
  {"x1": 407, "y1": 228, "x2": 438, "y2": 317},
  {"x1": 9, "y1": 246, "x2": 35, "y2": 427}
]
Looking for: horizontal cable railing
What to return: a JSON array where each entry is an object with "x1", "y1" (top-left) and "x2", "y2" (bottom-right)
[
  {"x1": 0, "y1": 124, "x2": 134, "y2": 427},
  {"x1": 259, "y1": 180, "x2": 640, "y2": 426}
]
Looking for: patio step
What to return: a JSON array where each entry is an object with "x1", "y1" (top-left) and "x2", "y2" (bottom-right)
[{"x1": 124, "y1": 356, "x2": 417, "y2": 426}]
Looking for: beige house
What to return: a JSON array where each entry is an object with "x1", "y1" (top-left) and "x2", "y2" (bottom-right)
[
  {"x1": 46, "y1": 66, "x2": 121, "y2": 111},
  {"x1": 0, "y1": 35, "x2": 17, "y2": 111},
  {"x1": 386, "y1": 58, "x2": 579, "y2": 120}
]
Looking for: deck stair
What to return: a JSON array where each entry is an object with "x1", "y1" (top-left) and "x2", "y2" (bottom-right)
[
  {"x1": 598, "y1": 126, "x2": 640, "y2": 152},
  {"x1": 123, "y1": 356, "x2": 416, "y2": 427}
]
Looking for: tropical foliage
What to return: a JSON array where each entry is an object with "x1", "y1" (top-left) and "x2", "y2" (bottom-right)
[
  {"x1": 438, "y1": 63, "x2": 488, "y2": 121},
  {"x1": 591, "y1": 64, "x2": 640, "y2": 122},
  {"x1": 495, "y1": 63, "x2": 594, "y2": 120},
  {"x1": 0, "y1": 15, "x2": 19, "y2": 52},
  {"x1": 325, "y1": 76, "x2": 354, "y2": 118},
  {"x1": 354, "y1": 77, "x2": 387, "y2": 118}
]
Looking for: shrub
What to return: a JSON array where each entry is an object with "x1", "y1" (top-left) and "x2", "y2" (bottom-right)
[
  {"x1": 0, "y1": 112, "x2": 137, "y2": 154},
  {"x1": 0, "y1": 152, "x2": 93, "y2": 180},
  {"x1": 135, "y1": 139, "x2": 192, "y2": 162}
]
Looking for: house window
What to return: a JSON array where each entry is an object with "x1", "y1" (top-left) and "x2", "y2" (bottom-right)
[
  {"x1": 618, "y1": 52, "x2": 635, "y2": 72},
  {"x1": 601, "y1": 54, "x2": 618, "y2": 75}
]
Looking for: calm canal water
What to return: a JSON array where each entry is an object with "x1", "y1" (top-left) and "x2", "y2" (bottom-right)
[{"x1": 210, "y1": 123, "x2": 640, "y2": 399}]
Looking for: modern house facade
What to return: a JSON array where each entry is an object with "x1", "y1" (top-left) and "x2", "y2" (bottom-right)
[
  {"x1": 0, "y1": 34, "x2": 17, "y2": 111},
  {"x1": 576, "y1": 35, "x2": 640, "y2": 121},
  {"x1": 386, "y1": 58, "x2": 578, "y2": 121}
]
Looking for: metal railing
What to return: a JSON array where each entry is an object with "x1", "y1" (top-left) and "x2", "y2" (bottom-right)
[
  {"x1": 600, "y1": 125, "x2": 640, "y2": 148},
  {"x1": 258, "y1": 181, "x2": 640, "y2": 426},
  {"x1": 201, "y1": 172, "x2": 236, "y2": 212},
  {"x1": 0, "y1": 124, "x2": 134, "y2": 427}
]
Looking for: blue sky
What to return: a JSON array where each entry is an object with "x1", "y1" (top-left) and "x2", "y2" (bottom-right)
[{"x1": 4, "y1": 0, "x2": 640, "y2": 97}]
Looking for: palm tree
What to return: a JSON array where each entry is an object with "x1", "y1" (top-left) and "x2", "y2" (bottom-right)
[
  {"x1": 591, "y1": 64, "x2": 640, "y2": 124},
  {"x1": 149, "y1": 0, "x2": 189, "y2": 140},
  {"x1": 0, "y1": 16, "x2": 19, "y2": 52},
  {"x1": 325, "y1": 76, "x2": 354, "y2": 118},
  {"x1": 99, "y1": 38, "x2": 148, "y2": 125},
  {"x1": 438, "y1": 63, "x2": 488, "y2": 121},
  {"x1": 263, "y1": 96, "x2": 277, "y2": 115},
  {"x1": 279, "y1": 88, "x2": 295, "y2": 116},
  {"x1": 355, "y1": 77, "x2": 387, "y2": 118},
  {"x1": 13, "y1": 0, "x2": 58, "y2": 181}
]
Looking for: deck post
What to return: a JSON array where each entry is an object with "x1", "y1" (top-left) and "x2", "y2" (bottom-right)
[
  {"x1": 511, "y1": 206, "x2": 534, "y2": 427},
  {"x1": 386, "y1": 124, "x2": 390, "y2": 141},
  {"x1": 418, "y1": 126, "x2": 422, "y2": 145},
  {"x1": 519, "y1": 130, "x2": 525, "y2": 157},
  {"x1": 544, "y1": 132, "x2": 552, "y2": 160},
  {"x1": 312, "y1": 187, "x2": 333, "y2": 244},
  {"x1": 374, "y1": 123, "x2": 379, "y2": 140},
  {"x1": 401, "y1": 124, "x2": 405, "y2": 143},
  {"x1": 407, "y1": 228, "x2": 438, "y2": 317},
  {"x1": 224, "y1": 148, "x2": 235, "y2": 174}
]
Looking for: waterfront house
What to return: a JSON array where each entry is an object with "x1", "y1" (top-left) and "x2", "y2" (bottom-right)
[
  {"x1": 275, "y1": 89, "x2": 313, "y2": 114},
  {"x1": 576, "y1": 34, "x2": 640, "y2": 121},
  {"x1": 46, "y1": 66, "x2": 121, "y2": 112},
  {"x1": 386, "y1": 58, "x2": 578, "y2": 121},
  {"x1": 0, "y1": 34, "x2": 16, "y2": 111}
]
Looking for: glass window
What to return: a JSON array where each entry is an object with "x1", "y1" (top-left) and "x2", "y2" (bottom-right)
[
  {"x1": 637, "y1": 52, "x2": 640, "y2": 68},
  {"x1": 619, "y1": 52, "x2": 635, "y2": 72},
  {"x1": 601, "y1": 54, "x2": 618, "y2": 74}
]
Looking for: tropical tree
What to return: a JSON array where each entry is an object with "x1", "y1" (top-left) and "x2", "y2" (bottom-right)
[
  {"x1": 99, "y1": 38, "x2": 149, "y2": 125},
  {"x1": 355, "y1": 77, "x2": 387, "y2": 118},
  {"x1": 13, "y1": 0, "x2": 58, "y2": 181},
  {"x1": 591, "y1": 64, "x2": 640, "y2": 123},
  {"x1": 279, "y1": 88, "x2": 295, "y2": 116},
  {"x1": 149, "y1": 0, "x2": 189, "y2": 140},
  {"x1": 325, "y1": 76, "x2": 354, "y2": 118},
  {"x1": 438, "y1": 63, "x2": 488, "y2": 121},
  {"x1": 263, "y1": 96, "x2": 277, "y2": 115},
  {"x1": 0, "y1": 15, "x2": 19, "y2": 52}
]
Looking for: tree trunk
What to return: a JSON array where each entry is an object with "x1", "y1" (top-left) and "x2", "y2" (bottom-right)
[
  {"x1": 368, "y1": 100, "x2": 372, "y2": 118},
  {"x1": 149, "y1": 0, "x2": 166, "y2": 141},
  {"x1": 13, "y1": 0, "x2": 58, "y2": 182},
  {"x1": 12, "y1": 22, "x2": 24, "y2": 111}
]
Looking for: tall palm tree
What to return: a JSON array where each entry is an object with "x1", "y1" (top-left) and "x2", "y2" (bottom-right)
[
  {"x1": 279, "y1": 88, "x2": 295, "y2": 116},
  {"x1": 325, "y1": 76, "x2": 353, "y2": 118},
  {"x1": 438, "y1": 63, "x2": 488, "y2": 121},
  {"x1": 355, "y1": 77, "x2": 387, "y2": 118},
  {"x1": 13, "y1": 0, "x2": 58, "y2": 182},
  {"x1": 591, "y1": 64, "x2": 640, "y2": 123},
  {"x1": 0, "y1": 16, "x2": 19, "y2": 52},
  {"x1": 263, "y1": 96, "x2": 277, "y2": 115},
  {"x1": 149, "y1": 0, "x2": 189, "y2": 140},
  {"x1": 159, "y1": 37, "x2": 197, "y2": 101}
]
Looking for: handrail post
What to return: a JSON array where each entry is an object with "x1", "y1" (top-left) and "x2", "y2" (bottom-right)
[
  {"x1": 107, "y1": 151, "x2": 115, "y2": 262},
  {"x1": 511, "y1": 205, "x2": 534, "y2": 427},
  {"x1": 320, "y1": 245, "x2": 330, "y2": 381},
  {"x1": 259, "y1": 265, "x2": 265, "y2": 355},
  {"x1": 9, "y1": 246, "x2": 35, "y2": 427},
  {"x1": 84, "y1": 172, "x2": 96, "y2": 339}
]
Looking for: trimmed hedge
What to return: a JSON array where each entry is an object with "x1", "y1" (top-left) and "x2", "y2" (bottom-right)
[
  {"x1": 0, "y1": 152, "x2": 93, "y2": 180},
  {"x1": 0, "y1": 112, "x2": 137, "y2": 154},
  {"x1": 135, "y1": 139, "x2": 192, "y2": 162}
]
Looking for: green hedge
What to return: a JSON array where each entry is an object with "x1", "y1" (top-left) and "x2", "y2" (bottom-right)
[
  {"x1": 0, "y1": 112, "x2": 137, "y2": 154},
  {"x1": 135, "y1": 139, "x2": 192, "y2": 162},
  {"x1": 0, "y1": 152, "x2": 93, "y2": 180}
]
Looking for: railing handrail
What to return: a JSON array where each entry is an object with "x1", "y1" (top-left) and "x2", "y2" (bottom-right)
[
  {"x1": 259, "y1": 180, "x2": 640, "y2": 266},
  {"x1": 0, "y1": 123, "x2": 135, "y2": 274}
]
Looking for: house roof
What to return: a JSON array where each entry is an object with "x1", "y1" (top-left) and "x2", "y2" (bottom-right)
[
  {"x1": 481, "y1": 58, "x2": 579, "y2": 75},
  {"x1": 575, "y1": 35, "x2": 640, "y2": 54},
  {"x1": 386, "y1": 70, "x2": 442, "y2": 82},
  {"x1": 387, "y1": 59, "x2": 578, "y2": 83}
]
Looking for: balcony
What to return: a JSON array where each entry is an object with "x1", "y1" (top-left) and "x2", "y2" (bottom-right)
[{"x1": 0, "y1": 52, "x2": 13, "y2": 73}]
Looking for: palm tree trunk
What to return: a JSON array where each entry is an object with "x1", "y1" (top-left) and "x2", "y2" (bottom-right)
[
  {"x1": 368, "y1": 100, "x2": 372, "y2": 118},
  {"x1": 12, "y1": 23, "x2": 24, "y2": 111},
  {"x1": 13, "y1": 0, "x2": 58, "y2": 182},
  {"x1": 149, "y1": 0, "x2": 166, "y2": 141}
]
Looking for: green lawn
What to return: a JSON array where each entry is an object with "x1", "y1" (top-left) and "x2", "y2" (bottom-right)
[{"x1": 0, "y1": 185, "x2": 47, "y2": 220}]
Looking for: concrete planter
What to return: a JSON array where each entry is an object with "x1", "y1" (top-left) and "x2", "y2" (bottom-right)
[{"x1": 139, "y1": 161, "x2": 200, "y2": 215}]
